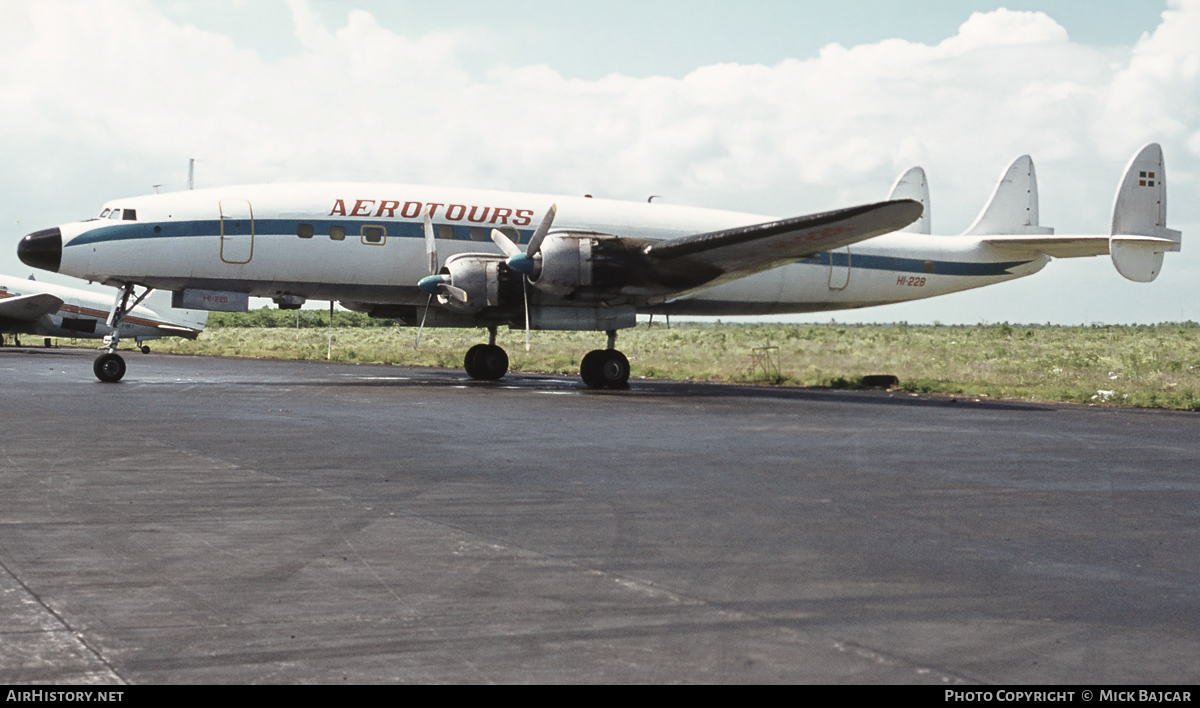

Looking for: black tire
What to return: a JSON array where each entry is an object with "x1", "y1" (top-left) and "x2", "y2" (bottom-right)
[
  {"x1": 596, "y1": 350, "x2": 630, "y2": 389},
  {"x1": 464, "y1": 344, "x2": 488, "y2": 379},
  {"x1": 140, "y1": 345, "x2": 151, "y2": 354},
  {"x1": 475, "y1": 344, "x2": 508, "y2": 380},
  {"x1": 580, "y1": 350, "x2": 603, "y2": 388},
  {"x1": 581, "y1": 349, "x2": 629, "y2": 389},
  {"x1": 93, "y1": 353, "x2": 126, "y2": 383}
]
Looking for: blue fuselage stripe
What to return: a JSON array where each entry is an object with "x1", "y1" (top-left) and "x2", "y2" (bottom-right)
[
  {"x1": 66, "y1": 219, "x2": 1033, "y2": 277},
  {"x1": 801, "y1": 251, "x2": 1029, "y2": 276},
  {"x1": 66, "y1": 219, "x2": 536, "y2": 246}
]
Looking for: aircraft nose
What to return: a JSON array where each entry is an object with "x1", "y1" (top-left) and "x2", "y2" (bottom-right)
[{"x1": 18, "y1": 227, "x2": 62, "y2": 272}]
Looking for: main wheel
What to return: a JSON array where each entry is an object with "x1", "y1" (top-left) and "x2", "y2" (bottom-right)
[
  {"x1": 464, "y1": 344, "x2": 488, "y2": 379},
  {"x1": 581, "y1": 349, "x2": 630, "y2": 389},
  {"x1": 93, "y1": 353, "x2": 126, "y2": 383},
  {"x1": 596, "y1": 350, "x2": 630, "y2": 389},
  {"x1": 474, "y1": 344, "x2": 508, "y2": 380},
  {"x1": 579, "y1": 350, "x2": 603, "y2": 388}
]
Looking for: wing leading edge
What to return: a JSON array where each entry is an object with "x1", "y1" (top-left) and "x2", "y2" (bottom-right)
[
  {"x1": 0, "y1": 292, "x2": 64, "y2": 321},
  {"x1": 642, "y1": 199, "x2": 923, "y2": 287}
]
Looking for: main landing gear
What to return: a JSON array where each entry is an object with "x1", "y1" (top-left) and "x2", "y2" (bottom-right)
[
  {"x1": 92, "y1": 282, "x2": 152, "y2": 383},
  {"x1": 463, "y1": 328, "x2": 509, "y2": 381},
  {"x1": 460, "y1": 327, "x2": 630, "y2": 389},
  {"x1": 579, "y1": 329, "x2": 630, "y2": 389}
]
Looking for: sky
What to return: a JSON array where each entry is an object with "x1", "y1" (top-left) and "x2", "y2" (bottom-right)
[{"x1": 1, "y1": 0, "x2": 1196, "y2": 325}]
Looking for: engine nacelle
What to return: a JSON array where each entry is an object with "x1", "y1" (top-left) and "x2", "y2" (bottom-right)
[
  {"x1": 530, "y1": 232, "x2": 633, "y2": 298},
  {"x1": 531, "y1": 234, "x2": 592, "y2": 297},
  {"x1": 439, "y1": 253, "x2": 522, "y2": 315}
]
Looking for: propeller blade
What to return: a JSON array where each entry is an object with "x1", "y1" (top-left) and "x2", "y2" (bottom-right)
[
  {"x1": 414, "y1": 293, "x2": 432, "y2": 349},
  {"x1": 437, "y1": 283, "x2": 469, "y2": 304},
  {"x1": 523, "y1": 277, "x2": 531, "y2": 352},
  {"x1": 423, "y1": 209, "x2": 438, "y2": 275},
  {"x1": 525, "y1": 204, "x2": 557, "y2": 257},
  {"x1": 490, "y1": 228, "x2": 522, "y2": 258}
]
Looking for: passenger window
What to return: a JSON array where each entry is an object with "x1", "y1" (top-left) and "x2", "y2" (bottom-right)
[
  {"x1": 469, "y1": 227, "x2": 487, "y2": 241},
  {"x1": 438, "y1": 225, "x2": 454, "y2": 240},
  {"x1": 497, "y1": 226, "x2": 520, "y2": 244},
  {"x1": 330, "y1": 225, "x2": 345, "y2": 241},
  {"x1": 122, "y1": 209, "x2": 136, "y2": 221},
  {"x1": 361, "y1": 225, "x2": 385, "y2": 244},
  {"x1": 297, "y1": 223, "x2": 314, "y2": 239}
]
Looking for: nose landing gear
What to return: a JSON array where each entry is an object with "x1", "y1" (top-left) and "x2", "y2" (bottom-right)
[{"x1": 92, "y1": 282, "x2": 153, "y2": 383}]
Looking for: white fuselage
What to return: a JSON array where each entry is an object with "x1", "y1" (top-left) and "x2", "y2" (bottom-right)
[{"x1": 52, "y1": 183, "x2": 1047, "y2": 318}]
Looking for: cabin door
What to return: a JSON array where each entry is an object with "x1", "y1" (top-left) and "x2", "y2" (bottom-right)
[
  {"x1": 219, "y1": 199, "x2": 255, "y2": 264},
  {"x1": 828, "y1": 246, "x2": 851, "y2": 290}
]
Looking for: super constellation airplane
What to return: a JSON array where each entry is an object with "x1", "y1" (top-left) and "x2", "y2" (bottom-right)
[
  {"x1": 0, "y1": 273, "x2": 207, "y2": 350},
  {"x1": 16, "y1": 143, "x2": 1179, "y2": 386}
]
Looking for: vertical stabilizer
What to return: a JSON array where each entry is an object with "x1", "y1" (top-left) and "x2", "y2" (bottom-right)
[
  {"x1": 963, "y1": 155, "x2": 1054, "y2": 236},
  {"x1": 1109, "y1": 143, "x2": 1181, "y2": 281},
  {"x1": 887, "y1": 167, "x2": 930, "y2": 234}
]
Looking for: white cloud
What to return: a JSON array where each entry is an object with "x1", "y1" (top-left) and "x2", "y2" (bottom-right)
[
  {"x1": 1, "y1": 0, "x2": 1197, "y2": 323},
  {"x1": 940, "y1": 7, "x2": 1069, "y2": 53},
  {"x1": 1102, "y1": 0, "x2": 1200, "y2": 157}
]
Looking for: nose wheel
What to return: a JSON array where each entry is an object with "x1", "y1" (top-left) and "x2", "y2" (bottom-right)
[{"x1": 93, "y1": 352, "x2": 126, "y2": 383}]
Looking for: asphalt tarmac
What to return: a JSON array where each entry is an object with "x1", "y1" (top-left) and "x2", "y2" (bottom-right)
[{"x1": 1, "y1": 346, "x2": 1198, "y2": 684}]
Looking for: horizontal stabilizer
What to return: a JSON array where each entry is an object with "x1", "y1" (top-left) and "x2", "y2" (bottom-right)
[
  {"x1": 964, "y1": 155, "x2": 1054, "y2": 236},
  {"x1": 887, "y1": 167, "x2": 931, "y2": 234},
  {"x1": 983, "y1": 234, "x2": 1110, "y2": 259},
  {"x1": 0, "y1": 292, "x2": 63, "y2": 321}
]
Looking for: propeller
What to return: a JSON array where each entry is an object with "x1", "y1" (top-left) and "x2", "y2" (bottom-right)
[
  {"x1": 414, "y1": 209, "x2": 467, "y2": 348},
  {"x1": 490, "y1": 204, "x2": 556, "y2": 351},
  {"x1": 498, "y1": 204, "x2": 556, "y2": 275}
]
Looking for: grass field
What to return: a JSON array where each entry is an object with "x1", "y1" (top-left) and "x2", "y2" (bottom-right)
[{"x1": 143, "y1": 311, "x2": 1200, "y2": 410}]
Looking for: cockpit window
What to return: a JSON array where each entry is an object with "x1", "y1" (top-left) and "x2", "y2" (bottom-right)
[
  {"x1": 108, "y1": 210, "x2": 122, "y2": 220},
  {"x1": 122, "y1": 209, "x2": 136, "y2": 221},
  {"x1": 99, "y1": 208, "x2": 111, "y2": 218}
]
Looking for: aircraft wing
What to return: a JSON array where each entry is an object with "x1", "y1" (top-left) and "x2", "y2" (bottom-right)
[
  {"x1": 642, "y1": 200, "x2": 923, "y2": 285},
  {"x1": 0, "y1": 292, "x2": 64, "y2": 321},
  {"x1": 982, "y1": 234, "x2": 1178, "y2": 259},
  {"x1": 152, "y1": 323, "x2": 203, "y2": 340}
]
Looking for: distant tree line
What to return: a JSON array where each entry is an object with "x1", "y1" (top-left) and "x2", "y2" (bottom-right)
[
  {"x1": 209, "y1": 307, "x2": 1200, "y2": 332},
  {"x1": 208, "y1": 307, "x2": 402, "y2": 328}
]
